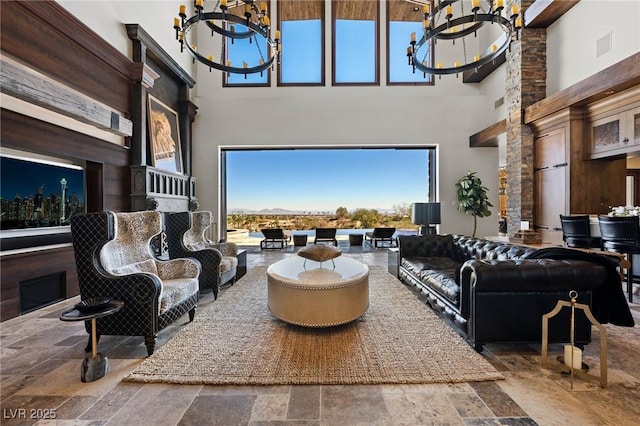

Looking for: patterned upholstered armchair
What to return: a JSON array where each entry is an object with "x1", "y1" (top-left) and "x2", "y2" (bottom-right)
[
  {"x1": 165, "y1": 211, "x2": 238, "y2": 299},
  {"x1": 70, "y1": 211, "x2": 200, "y2": 356}
]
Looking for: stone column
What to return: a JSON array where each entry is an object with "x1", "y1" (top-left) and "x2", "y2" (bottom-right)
[{"x1": 505, "y1": 0, "x2": 546, "y2": 237}]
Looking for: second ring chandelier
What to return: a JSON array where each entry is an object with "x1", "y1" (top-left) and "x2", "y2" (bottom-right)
[{"x1": 407, "y1": 0, "x2": 522, "y2": 76}]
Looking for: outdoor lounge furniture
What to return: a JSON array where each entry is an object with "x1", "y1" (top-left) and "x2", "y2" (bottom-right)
[
  {"x1": 314, "y1": 228, "x2": 338, "y2": 246},
  {"x1": 166, "y1": 211, "x2": 238, "y2": 299},
  {"x1": 260, "y1": 228, "x2": 291, "y2": 249},
  {"x1": 70, "y1": 211, "x2": 199, "y2": 356},
  {"x1": 365, "y1": 227, "x2": 397, "y2": 248}
]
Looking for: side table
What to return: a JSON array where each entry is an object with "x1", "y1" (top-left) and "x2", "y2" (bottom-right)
[
  {"x1": 236, "y1": 249, "x2": 247, "y2": 280},
  {"x1": 293, "y1": 234, "x2": 308, "y2": 246},
  {"x1": 60, "y1": 301, "x2": 124, "y2": 382},
  {"x1": 349, "y1": 234, "x2": 363, "y2": 246},
  {"x1": 388, "y1": 248, "x2": 400, "y2": 277}
]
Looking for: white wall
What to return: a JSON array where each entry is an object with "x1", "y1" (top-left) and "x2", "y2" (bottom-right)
[
  {"x1": 55, "y1": 1, "x2": 639, "y2": 238},
  {"x1": 546, "y1": 0, "x2": 640, "y2": 95},
  {"x1": 57, "y1": 0, "x2": 194, "y2": 74}
]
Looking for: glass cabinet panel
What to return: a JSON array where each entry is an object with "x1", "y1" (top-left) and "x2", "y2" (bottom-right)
[{"x1": 592, "y1": 118, "x2": 620, "y2": 150}]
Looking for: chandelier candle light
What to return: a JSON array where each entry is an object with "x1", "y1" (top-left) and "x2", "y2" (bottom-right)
[
  {"x1": 407, "y1": 0, "x2": 522, "y2": 77},
  {"x1": 174, "y1": 0, "x2": 281, "y2": 76}
]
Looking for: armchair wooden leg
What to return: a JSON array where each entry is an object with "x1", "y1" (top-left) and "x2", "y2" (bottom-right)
[
  {"x1": 145, "y1": 335, "x2": 157, "y2": 356},
  {"x1": 188, "y1": 307, "x2": 196, "y2": 322}
]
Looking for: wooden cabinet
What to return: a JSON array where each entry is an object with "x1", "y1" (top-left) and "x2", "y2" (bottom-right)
[
  {"x1": 531, "y1": 106, "x2": 628, "y2": 245},
  {"x1": 588, "y1": 87, "x2": 640, "y2": 159},
  {"x1": 534, "y1": 128, "x2": 567, "y2": 245}
]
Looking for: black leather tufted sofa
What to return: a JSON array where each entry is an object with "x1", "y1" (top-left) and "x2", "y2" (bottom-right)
[{"x1": 397, "y1": 234, "x2": 611, "y2": 351}]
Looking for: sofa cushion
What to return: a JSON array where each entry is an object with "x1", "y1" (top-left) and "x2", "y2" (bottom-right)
[
  {"x1": 220, "y1": 256, "x2": 238, "y2": 275},
  {"x1": 401, "y1": 257, "x2": 461, "y2": 274},
  {"x1": 111, "y1": 259, "x2": 158, "y2": 276},
  {"x1": 401, "y1": 257, "x2": 462, "y2": 304},
  {"x1": 418, "y1": 269, "x2": 460, "y2": 305},
  {"x1": 399, "y1": 234, "x2": 456, "y2": 258},
  {"x1": 159, "y1": 277, "x2": 199, "y2": 313}
]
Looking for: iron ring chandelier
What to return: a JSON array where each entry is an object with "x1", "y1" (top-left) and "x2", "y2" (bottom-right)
[
  {"x1": 174, "y1": 0, "x2": 281, "y2": 75},
  {"x1": 408, "y1": 0, "x2": 522, "y2": 76}
]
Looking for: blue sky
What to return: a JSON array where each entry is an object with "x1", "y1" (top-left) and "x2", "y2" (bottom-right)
[
  {"x1": 1, "y1": 156, "x2": 84, "y2": 201},
  {"x1": 226, "y1": 148, "x2": 431, "y2": 212}
]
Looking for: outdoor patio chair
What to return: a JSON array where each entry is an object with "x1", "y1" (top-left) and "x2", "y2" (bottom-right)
[
  {"x1": 364, "y1": 227, "x2": 397, "y2": 248},
  {"x1": 260, "y1": 228, "x2": 291, "y2": 249},
  {"x1": 314, "y1": 228, "x2": 338, "y2": 246}
]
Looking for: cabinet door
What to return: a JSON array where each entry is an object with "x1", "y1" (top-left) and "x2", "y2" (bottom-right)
[
  {"x1": 590, "y1": 113, "x2": 622, "y2": 154},
  {"x1": 534, "y1": 129, "x2": 566, "y2": 244}
]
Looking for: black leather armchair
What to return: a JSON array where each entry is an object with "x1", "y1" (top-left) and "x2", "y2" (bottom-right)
[{"x1": 70, "y1": 211, "x2": 199, "y2": 355}]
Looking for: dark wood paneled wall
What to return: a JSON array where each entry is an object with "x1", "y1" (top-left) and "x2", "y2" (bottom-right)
[
  {"x1": 0, "y1": 110, "x2": 131, "y2": 212},
  {"x1": 1, "y1": 247, "x2": 78, "y2": 322},
  {"x1": 1, "y1": 1, "x2": 136, "y2": 321},
  {"x1": 0, "y1": 1, "x2": 133, "y2": 112}
]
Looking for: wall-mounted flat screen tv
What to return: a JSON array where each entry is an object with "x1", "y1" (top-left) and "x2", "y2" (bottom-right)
[{"x1": 1, "y1": 152, "x2": 85, "y2": 250}]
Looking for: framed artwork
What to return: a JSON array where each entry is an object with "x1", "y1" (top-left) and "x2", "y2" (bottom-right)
[{"x1": 147, "y1": 94, "x2": 183, "y2": 174}]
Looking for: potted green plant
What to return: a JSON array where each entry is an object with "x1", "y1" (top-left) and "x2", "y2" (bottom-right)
[{"x1": 455, "y1": 171, "x2": 493, "y2": 237}]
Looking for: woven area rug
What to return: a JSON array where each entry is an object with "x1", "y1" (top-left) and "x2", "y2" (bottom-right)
[{"x1": 124, "y1": 264, "x2": 503, "y2": 385}]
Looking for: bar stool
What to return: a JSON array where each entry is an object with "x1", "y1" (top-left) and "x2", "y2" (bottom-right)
[
  {"x1": 559, "y1": 214, "x2": 601, "y2": 249},
  {"x1": 598, "y1": 215, "x2": 640, "y2": 303}
]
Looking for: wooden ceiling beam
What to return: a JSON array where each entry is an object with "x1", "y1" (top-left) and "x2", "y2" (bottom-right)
[
  {"x1": 524, "y1": 0, "x2": 580, "y2": 28},
  {"x1": 524, "y1": 52, "x2": 640, "y2": 124},
  {"x1": 469, "y1": 119, "x2": 506, "y2": 147}
]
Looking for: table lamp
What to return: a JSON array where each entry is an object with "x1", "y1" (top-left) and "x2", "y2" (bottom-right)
[{"x1": 412, "y1": 202, "x2": 441, "y2": 235}]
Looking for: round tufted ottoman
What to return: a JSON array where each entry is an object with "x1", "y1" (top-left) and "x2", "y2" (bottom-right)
[{"x1": 267, "y1": 256, "x2": 369, "y2": 327}]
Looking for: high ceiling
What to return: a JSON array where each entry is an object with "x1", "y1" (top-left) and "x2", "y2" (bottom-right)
[{"x1": 225, "y1": 0, "x2": 421, "y2": 22}]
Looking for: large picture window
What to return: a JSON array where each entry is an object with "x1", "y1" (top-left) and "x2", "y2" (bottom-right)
[
  {"x1": 220, "y1": 146, "x2": 436, "y2": 238},
  {"x1": 332, "y1": 0, "x2": 379, "y2": 85}
]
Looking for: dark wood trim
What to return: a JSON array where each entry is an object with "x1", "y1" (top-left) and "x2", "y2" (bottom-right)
[
  {"x1": 628, "y1": 170, "x2": 640, "y2": 206},
  {"x1": 524, "y1": 0, "x2": 580, "y2": 29},
  {"x1": 524, "y1": 52, "x2": 640, "y2": 124},
  {"x1": 126, "y1": 24, "x2": 196, "y2": 88},
  {"x1": 469, "y1": 119, "x2": 506, "y2": 147},
  {"x1": 1, "y1": 1, "x2": 134, "y2": 113},
  {"x1": 1, "y1": 109, "x2": 130, "y2": 166},
  {"x1": 1, "y1": 245, "x2": 77, "y2": 322}
]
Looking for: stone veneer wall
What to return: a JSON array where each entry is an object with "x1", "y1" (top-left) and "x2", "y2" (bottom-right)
[{"x1": 505, "y1": 0, "x2": 546, "y2": 236}]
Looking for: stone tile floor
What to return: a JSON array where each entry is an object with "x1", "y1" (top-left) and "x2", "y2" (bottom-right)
[{"x1": 1, "y1": 244, "x2": 639, "y2": 425}]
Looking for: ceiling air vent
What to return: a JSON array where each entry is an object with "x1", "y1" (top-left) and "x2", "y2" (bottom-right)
[{"x1": 494, "y1": 97, "x2": 505, "y2": 109}]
